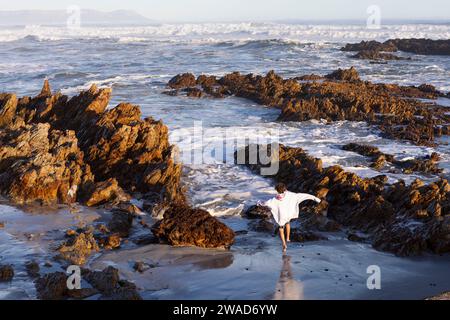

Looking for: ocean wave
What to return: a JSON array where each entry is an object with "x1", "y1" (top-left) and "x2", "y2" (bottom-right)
[{"x1": 1, "y1": 23, "x2": 449, "y2": 44}]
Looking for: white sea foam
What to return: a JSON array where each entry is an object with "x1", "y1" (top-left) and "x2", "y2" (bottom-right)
[{"x1": 1, "y1": 23, "x2": 449, "y2": 43}]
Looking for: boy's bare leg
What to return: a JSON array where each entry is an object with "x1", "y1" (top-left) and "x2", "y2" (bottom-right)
[
  {"x1": 279, "y1": 227, "x2": 287, "y2": 252},
  {"x1": 285, "y1": 223, "x2": 291, "y2": 242}
]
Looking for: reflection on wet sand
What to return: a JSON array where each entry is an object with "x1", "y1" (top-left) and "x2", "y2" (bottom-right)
[{"x1": 273, "y1": 255, "x2": 304, "y2": 300}]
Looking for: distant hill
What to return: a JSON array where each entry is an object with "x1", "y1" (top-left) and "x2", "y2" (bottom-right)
[{"x1": 0, "y1": 9, "x2": 157, "y2": 26}]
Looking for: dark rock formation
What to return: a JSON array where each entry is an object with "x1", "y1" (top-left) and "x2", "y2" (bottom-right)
[
  {"x1": 352, "y1": 50, "x2": 409, "y2": 61},
  {"x1": 152, "y1": 205, "x2": 235, "y2": 249},
  {"x1": 0, "y1": 265, "x2": 14, "y2": 282},
  {"x1": 342, "y1": 143, "x2": 442, "y2": 174},
  {"x1": 0, "y1": 81, "x2": 185, "y2": 205},
  {"x1": 35, "y1": 266, "x2": 141, "y2": 300},
  {"x1": 168, "y1": 73, "x2": 196, "y2": 89},
  {"x1": 107, "y1": 209, "x2": 134, "y2": 238},
  {"x1": 342, "y1": 39, "x2": 450, "y2": 56},
  {"x1": 242, "y1": 205, "x2": 272, "y2": 220},
  {"x1": 290, "y1": 229, "x2": 327, "y2": 242},
  {"x1": 0, "y1": 94, "x2": 18, "y2": 128},
  {"x1": 0, "y1": 122, "x2": 93, "y2": 204},
  {"x1": 166, "y1": 69, "x2": 449, "y2": 146},
  {"x1": 57, "y1": 230, "x2": 100, "y2": 265},
  {"x1": 35, "y1": 272, "x2": 70, "y2": 300},
  {"x1": 325, "y1": 67, "x2": 360, "y2": 81},
  {"x1": 341, "y1": 40, "x2": 398, "y2": 53},
  {"x1": 85, "y1": 178, "x2": 130, "y2": 207},
  {"x1": 236, "y1": 143, "x2": 450, "y2": 256},
  {"x1": 83, "y1": 266, "x2": 142, "y2": 300}
]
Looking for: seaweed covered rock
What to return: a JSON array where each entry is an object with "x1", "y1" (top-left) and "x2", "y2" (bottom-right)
[{"x1": 152, "y1": 205, "x2": 235, "y2": 249}]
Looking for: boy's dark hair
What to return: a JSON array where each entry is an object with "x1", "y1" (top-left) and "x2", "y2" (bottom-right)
[{"x1": 275, "y1": 183, "x2": 287, "y2": 194}]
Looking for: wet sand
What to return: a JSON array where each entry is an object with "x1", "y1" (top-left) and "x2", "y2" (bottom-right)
[
  {"x1": 1, "y1": 204, "x2": 450, "y2": 300},
  {"x1": 90, "y1": 218, "x2": 450, "y2": 300}
]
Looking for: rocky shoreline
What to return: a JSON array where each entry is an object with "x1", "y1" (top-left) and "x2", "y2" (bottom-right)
[
  {"x1": 1, "y1": 65, "x2": 449, "y2": 299},
  {"x1": 341, "y1": 39, "x2": 450, "y2": 61},
  {"x1": 0, "y1": 82, "x2": 236, "y2": 299},
  {"x1": 164, "y1": 67, "x2": 449, "y2": 257},
  {"x1": 235, "y1": 144, "x2": 450, "y2": 256},
  {"x1": 166, "y1": 67, "x2": 450, "y2": 146}
]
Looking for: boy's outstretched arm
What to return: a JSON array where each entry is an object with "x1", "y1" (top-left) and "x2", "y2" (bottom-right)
[{"x1": 297, "y1": 192, "x2": 321, "y2": 204}]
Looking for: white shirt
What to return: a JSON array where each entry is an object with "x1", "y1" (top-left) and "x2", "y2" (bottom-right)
[{"x1": 261, "y1": 191, "x2": 321, "y2": 227}]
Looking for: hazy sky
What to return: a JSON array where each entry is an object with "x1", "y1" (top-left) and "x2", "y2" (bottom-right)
[{"x1": 0, "y1": 0, "x2": 449, "y2": 22}]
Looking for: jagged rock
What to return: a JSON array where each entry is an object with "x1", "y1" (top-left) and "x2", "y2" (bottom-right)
[
  {"x1": 0, "y1": 123, "x2": 93, "y2": 204},
  {"x1": 295, "y1": 74, "x2": 323, "y2": 81},
  {"x1": 249, "y1": 219, "x2": 276, "y2": 233},
  {"x1": 0, "y1": 81, "x2": 185, "y2": 206},
  {"x1": 36, "y1": 272, "x2": 98, "y2": 300},
  {"x1": 0, "y1": 265, "x2": 14, "y2": 282},
  {"x1": 325, "y1": 67, "x2": 360, "y2": 81},
  {"x1": 96, "y1": 233, "x2": 121, "y2": 250},
  {"x1": 236, "y1": 143, "x2": 450, "y2": 256},
  {"x1": 116, "y1": 202, "x2": 144, "y2": 216},
  {"x1": 0, "y1": 93, "x2": 18, "y2": 128},
  {"x1": 57, "y1": 231, "x2": 100, "y2": 265},
  {"x1": 83, "y1": 266, "x2": 142, "y2": 300},
  {"x1": 387, "y1": 39, "x2": 450, "y2": 56},
  {"x1": 342, "y1": 39, "x2": 450, "y2": 56},
  {"x1": 35, "y1": 272, "x2": 68, "y2": 300},
  {"x1": 107, "y1": 209, "x2": 134, "y2": 238},
  {"x1": 85, "y1": 178, "x2": 130, "y2": 207},
  {"x1": 167, "y1": 69, "x2": 448, "y2": 146},
  {"x1": 40, "y1": 79, "x2": 52, "y2": 97},
  {"x1": 242, "y1": 205, "x2": 272, "y2": 219},
  {"x1": 185, "y1": 87, "x2": 204, "y2": 98},
  {"x1": 35, "y1": 267, "x2": 139, "y2": 300},
  {"x1": 104, "y1": 280, "x2": 142, "y2": 300},
  {"x1": 352, "y1": 50, "x2": 408, "y2": 61},
  {"x1": 343, "y1": 143, "x2": 442, "y2": 174},
  {"x1": 81, "y1": 102, "x2": 184, "y2": 203},
  {"x1": 152, "y1": 205, "x2": 235, "y2": 249},
  {"x1": 341, "y1": 40, "x2": 398, "y2": 53},
  {"x1": 290, "y1": 229, "x2": 327, "y2": 242},
  {"x1": 168, "y1": 73, "x2": 196, "y2": 89}
]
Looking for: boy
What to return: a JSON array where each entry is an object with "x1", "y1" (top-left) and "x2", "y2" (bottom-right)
[{"x1": 259, "y1": 183, "x2": 321, "y2": 252}]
